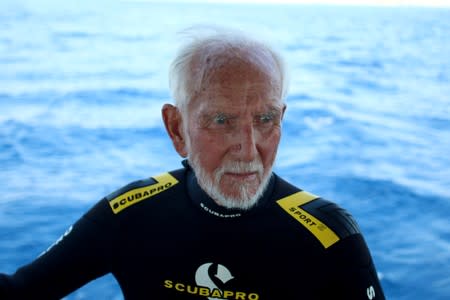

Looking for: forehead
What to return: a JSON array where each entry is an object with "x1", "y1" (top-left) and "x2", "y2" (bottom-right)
[
  {"x1": 191, "y1": 84, "x2": 283, "y2": 115},
  {"x1": 189, "y1": 57, "x2": 283, "y2": 113}
]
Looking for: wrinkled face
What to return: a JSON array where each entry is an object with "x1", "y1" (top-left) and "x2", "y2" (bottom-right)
[{"x1": 184, "y1": 58, "x2": 285, "y2": 209}]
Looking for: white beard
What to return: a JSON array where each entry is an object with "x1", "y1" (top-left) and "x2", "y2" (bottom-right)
[{"x1": 188, "y1": 154, "x2": 272, "y2": 210}]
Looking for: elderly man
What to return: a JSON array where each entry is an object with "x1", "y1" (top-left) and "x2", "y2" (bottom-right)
[{"x1": 0, "y1": 29, "x2": 385, "y2": 299}]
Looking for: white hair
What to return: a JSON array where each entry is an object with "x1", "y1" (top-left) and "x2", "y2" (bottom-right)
[{"x1": 168, "y1": 26, "x2": 289, "y2": 114}]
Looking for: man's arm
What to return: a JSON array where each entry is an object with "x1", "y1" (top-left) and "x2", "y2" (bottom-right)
[
  {"x1": 324, "y1": 234, "x2": 385, "y2": 300},
  {"x1": 0, "y1": 200, "x2": 115, "y2": 299},
  {"x1": 298, "y1": 197, "x2": 386, "y2": 299}
]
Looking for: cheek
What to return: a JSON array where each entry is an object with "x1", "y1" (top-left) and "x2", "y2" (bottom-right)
[
  {"x1": 258, "y1": 130, "x2": 281, "y2": 166},
  {"x1": 189, "y1": 131, "x2": 228, "y2": 171}
]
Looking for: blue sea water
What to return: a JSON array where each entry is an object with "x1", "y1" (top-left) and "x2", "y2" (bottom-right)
[{"x1": 1, "y1": 0, "x2": 449, "y2": 299}]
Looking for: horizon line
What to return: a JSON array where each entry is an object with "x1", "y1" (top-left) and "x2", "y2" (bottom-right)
[{"x1": 121, "y1": 0, "x2": 450, "y2": 8}]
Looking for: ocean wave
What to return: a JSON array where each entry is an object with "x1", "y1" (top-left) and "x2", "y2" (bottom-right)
[{"x1": 0, "y1": 89, "x2": 170, "y2": 129}]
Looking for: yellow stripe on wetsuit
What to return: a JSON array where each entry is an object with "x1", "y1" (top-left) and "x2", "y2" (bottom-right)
[
  {"x1": 109, "y1": 173, "x2": 179, "y2": 214},
  {"x1": 277, "y1": 191, "x2": 340, "y2": 249}
]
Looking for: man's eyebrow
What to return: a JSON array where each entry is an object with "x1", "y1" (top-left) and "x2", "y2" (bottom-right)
[
  {"x1": 198, "y1": 102, "x2": 283, "y2": 115},
  {"x1": 264, "y1": 104, "x2": 284, "y2": 113},
  {"x1": 199, "y1": 109, "x2": 236, "y2": 117}
]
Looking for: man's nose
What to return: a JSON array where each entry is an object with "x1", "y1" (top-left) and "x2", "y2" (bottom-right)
[{"x1": 230, "y1": 122, "x2": 257, "y2": 161}]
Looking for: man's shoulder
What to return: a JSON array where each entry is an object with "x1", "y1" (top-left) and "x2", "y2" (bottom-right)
[
  {"x1": 273, "y1": 175, "x2": 361, "y2": 249},
  {"x1": 104, "y1": 168, "x2": 185, "y2": 215}
]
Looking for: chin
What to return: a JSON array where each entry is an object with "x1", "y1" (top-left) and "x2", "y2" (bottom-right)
[
  {"x1": 214, "y1": 193, "x2": 260, "y2": 210},
  {"x1": 188, "y1": 154, "x2": 273, "y2": 210}
]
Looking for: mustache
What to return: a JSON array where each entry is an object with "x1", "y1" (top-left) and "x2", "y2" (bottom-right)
[{"x1": 215, "y1": 159, "x2": 263, "y2": 175}]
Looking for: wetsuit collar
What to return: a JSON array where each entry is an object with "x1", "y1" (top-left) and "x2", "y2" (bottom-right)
[{"x1": 183, "y1": 160, "x2": 275, "y2": 219}]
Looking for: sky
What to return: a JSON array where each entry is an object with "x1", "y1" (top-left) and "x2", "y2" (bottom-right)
[{"x1": 124, "y1": 0, "x2": 450, "y2": 7}]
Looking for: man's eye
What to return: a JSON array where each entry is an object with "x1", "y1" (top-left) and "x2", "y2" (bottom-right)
[
  {"x1": 213, "y1": 114, "x2": 227, "y2": 124},
  {"x1": 260, "y1": 114, "x2": 273, "y2": 123},
  {"x1": 258, "y1": 113, "x2": 275, "y2": 124}
]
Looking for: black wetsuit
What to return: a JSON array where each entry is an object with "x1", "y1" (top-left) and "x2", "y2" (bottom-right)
[{"x1": 0, "y1": 162, "x2": 385, "y2": 299}]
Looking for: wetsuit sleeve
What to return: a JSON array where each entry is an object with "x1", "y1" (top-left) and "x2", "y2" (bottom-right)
[
  {"x1": 0, "y1": 199, "x2": 116, "y2": 300},
  {"x1": 324, "y1": 234, "x2": 385, "y2": 300},
  {"x1": 295, "y1": 196, "x2": 386, "y2": 300}
]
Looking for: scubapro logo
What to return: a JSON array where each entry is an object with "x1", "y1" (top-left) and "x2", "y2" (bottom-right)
[
  {"x1": 194, "y1": 262, "x2": 259, "y2": 300},
  {"x1": 367, "y1": 285, "x2": 376, "y2": 299},
  {"x1": 163, "y1": 262, "x2": 259, "y2": 299},
  {"x1": 195, "y1": 263, "x2": 234, "y2": 300}
]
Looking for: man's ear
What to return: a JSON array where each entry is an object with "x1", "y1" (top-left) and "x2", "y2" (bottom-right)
[
  {"x1": 162, "y1": 104, "x2": 188, "y2": 157},
  {"x1": 281, "y1": 104, "x2": 287, "y2": 120}
]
